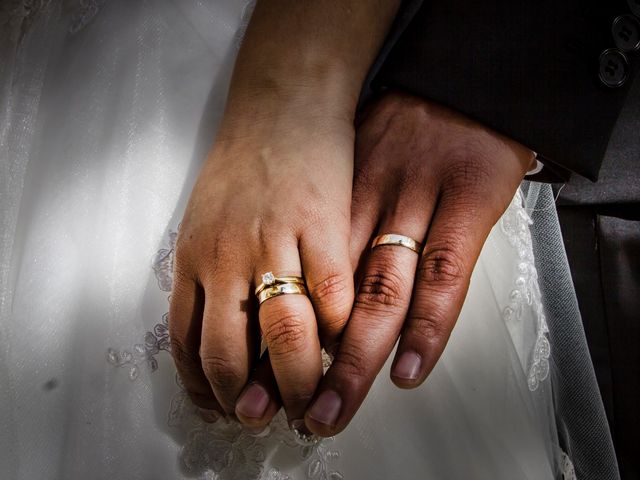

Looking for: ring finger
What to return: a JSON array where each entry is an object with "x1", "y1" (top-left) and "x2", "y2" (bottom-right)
[{"x1": 254, "y1": 241, "x2": 324, "y2": 429}]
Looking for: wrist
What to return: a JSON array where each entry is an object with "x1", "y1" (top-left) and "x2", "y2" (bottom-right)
[
  {"x1": 224, "y1": 61, "x2": 358, "y2": 125},
  {"x1": 217, "y1": 73, "x2": 356, "y2": 152}
]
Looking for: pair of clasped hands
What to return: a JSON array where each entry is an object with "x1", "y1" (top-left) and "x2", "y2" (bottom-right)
[{"x1": 169, "y1": 1, "x2": 535, "y2": 439}]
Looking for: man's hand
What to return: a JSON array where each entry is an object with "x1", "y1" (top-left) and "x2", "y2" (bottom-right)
[{"x1": 304, "y1": 91, "x2": 536, "y2": 436}]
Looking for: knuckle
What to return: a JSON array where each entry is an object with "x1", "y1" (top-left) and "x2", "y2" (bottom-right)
[
  {"x1": 173, "y1": 233, "x2": 191, "y2": 265},
  {"x1": 355, "y1": 267, "x2": 406, "y2": 312},
  {"x1": 173, "y1": 232, "x2": 203, "y2": 275},
  {"x1": 175, "y1": 228, "x2": 235, "y2": 285},
  {"x1": 310, "y1": 272, "x2": 350, "y2": 302},
  {"x1": 200, "y1": 353, "x2": 245, "y2": 391},
  {"x1": 442, "y1": 147, "x2": 493, "y2": 193},
  {"x1": 170, "y1": 337, "x2": 199, "y2": 368},
  {"x1": 418, "y1": 244, "x2": 466, "y2": 288},
  {"x1": 310, "y1": 272, "x2": 353, "y2": 320},
  {"x1": 407, "y1": 312, "x2": 448, "y2": 345},
  {"x1": 173, "y1": 236, "x2": 190, "y2": 261},
  {"x1": 262, "y1": 309, "x2": 307, "y2": 353},
  {"x1": 332, "y1": 345, "x2": 370, "y2": 385},
  {"x1": 171, "y1": 261, "x2": 193, "y2": 287}
]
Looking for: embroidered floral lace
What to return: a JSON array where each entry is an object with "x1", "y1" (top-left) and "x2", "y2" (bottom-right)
[{"x1": 105, "y1": 190, "x2": 568, "y2": 479}]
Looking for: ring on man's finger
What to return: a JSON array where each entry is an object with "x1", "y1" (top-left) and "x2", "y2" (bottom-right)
[{"x1": 371, "y1": 234, "x2": 423, "y2": 254}]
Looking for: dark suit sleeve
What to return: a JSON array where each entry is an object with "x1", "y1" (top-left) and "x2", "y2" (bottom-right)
[{"x1": 372, "y1": 0, "x2": 640, "y2": 181}]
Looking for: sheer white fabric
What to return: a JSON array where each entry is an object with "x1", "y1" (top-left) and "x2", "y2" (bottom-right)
[{"x1": 1, "y1": 1, "x2": 576, "y2": 478}]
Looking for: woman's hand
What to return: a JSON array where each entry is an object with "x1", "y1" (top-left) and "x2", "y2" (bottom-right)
[
  {"x1": 167, "y1": 0, "x2": 400, "y2": 429},
  {"x1": 304, "y1": 91, "x2": 537, "y2": 436},
  {"x1": 170, "y1": 111, "x2": 355, "y2": 427}
]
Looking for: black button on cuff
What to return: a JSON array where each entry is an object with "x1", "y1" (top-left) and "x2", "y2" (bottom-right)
[
  {"x1": 612, "y1": 14, "x2": 640, "y2": 52},
  {"x1": 599, "y1": 49, "x2": 629, "y2": 87}
]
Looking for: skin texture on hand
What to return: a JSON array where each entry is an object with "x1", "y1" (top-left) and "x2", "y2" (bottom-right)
[
  {"x1": 170, "y1": 116, "x2": 355, "y2": 427},
  {"x1": 168, "y1": 0, "x2": 401, "y2": 431},
  {"x1": 304, "y1": 91, "x2": 537, "y2": 436}
]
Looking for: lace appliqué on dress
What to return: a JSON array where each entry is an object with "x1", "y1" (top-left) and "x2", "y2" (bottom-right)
[
  {"x1": 106, "y1": 230, "x2": 175, "y2": 380},
  {"x1": 500, "y1": 190, "x2": 551, "y2": 391},
  {"x1": 170, "y1": 377, "x2": 342, "y2": 480},
  {"x1": 108, "y1": 228, "x2": 343, "y2": 480},
  {"x1": 106, "y1": 311, "x2": 169, "y2": 380}
]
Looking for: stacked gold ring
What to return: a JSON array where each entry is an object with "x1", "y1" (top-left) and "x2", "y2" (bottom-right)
[
  {"x1": 371, "y1": 233, "x2": 423, "y2": 254},
  {"x1": 255, "y1": 271, "x2": 307, "y2": 305},
  {"x1": 257, "y1": 282, "x2": 308, "y2": 305}
]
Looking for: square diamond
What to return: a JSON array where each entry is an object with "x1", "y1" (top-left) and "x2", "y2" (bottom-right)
[{"x1": 262, "y1": 272, "x2": 276, "y2": 286}]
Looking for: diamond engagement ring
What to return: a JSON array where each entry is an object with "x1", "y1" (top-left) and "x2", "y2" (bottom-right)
[
  {"x1": 254, "y1": 272, "x2": 306, "y2": 296},
  {"x1": 371, "y1": 234, "x2": 423, "y2": 254},
  {"x1": 255, "y1": 272, "x2": 307, "y2": 305}
]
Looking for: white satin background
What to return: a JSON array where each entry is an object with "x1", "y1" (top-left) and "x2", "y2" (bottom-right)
[{"x1": 1, "y1": 1, "x2": 566, "y2": 478}]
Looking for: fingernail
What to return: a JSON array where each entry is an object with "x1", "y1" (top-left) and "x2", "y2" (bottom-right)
[
  {"x1": 392, "y1": 351, "x2": 422, "y2": 380},
  {"x1": 307, "y1": 390, "x2": 342, "y2": 426},
  {"x1": 198, "y1": 408, "x2": 222, "y2": 423},
  {"x1": 236, "y1": 383, "x2": 269, "y2": 419}
]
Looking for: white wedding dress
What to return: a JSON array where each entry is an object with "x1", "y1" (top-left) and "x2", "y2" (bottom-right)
[{"x1": 0, "y1": 1, "x2": 612, "y2": 479}]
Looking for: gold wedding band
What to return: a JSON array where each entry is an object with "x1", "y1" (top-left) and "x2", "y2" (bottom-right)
[
  {"x1": 254, "y1": 271, "x2": 306, "y2": 296},
  {"x1": 371, "y1": 234, "x2": 423, "y2": 254},
  {"x1": 257, "y1": 283, "x2": 308, "y2": 305}
]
